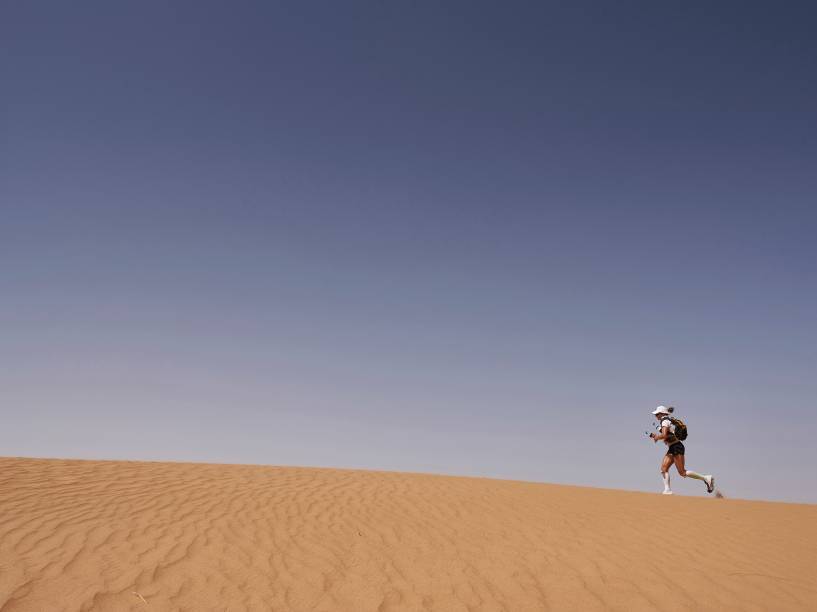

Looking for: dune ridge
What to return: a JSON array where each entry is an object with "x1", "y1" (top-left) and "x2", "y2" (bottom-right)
[{"x1": 1, "y1": 457, "x2": 815, "y2": 611}]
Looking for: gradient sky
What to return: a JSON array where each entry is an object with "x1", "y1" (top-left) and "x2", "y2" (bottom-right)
[{"x1": 2, "y1": 2, "x2": 816, "y2": 503}]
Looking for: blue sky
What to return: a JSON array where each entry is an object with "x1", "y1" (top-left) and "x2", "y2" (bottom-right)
[{"x1": 2, "y1": 1, "x2": 816, "y2": 502}]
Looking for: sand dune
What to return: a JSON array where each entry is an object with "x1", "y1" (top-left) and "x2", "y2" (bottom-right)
[{"x1": 0, "y1": 458, "x2": 814, "y2": 611}]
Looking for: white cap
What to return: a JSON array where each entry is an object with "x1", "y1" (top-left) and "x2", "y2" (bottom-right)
[{"x1": 651, "y1": 405, "x2": 670, "y2": 416}]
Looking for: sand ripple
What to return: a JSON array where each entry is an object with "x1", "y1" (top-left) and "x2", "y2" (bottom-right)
[{"x1": 0, "y1": 458, "x2": 814, "y2": 611}]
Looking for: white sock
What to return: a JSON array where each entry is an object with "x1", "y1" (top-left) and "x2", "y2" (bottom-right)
[
  {"x1": 662, "y1": 472, "x2": 671, "y2": 490},
  {"x1": 686, "y1": 471, "x2": 707, "y2": 482}
]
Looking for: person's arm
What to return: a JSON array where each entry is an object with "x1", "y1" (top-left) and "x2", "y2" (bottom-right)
[{"x1": 650, "y1": 425, "x2": 670, "y2": 443}]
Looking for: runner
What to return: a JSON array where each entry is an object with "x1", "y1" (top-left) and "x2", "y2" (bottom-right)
[{"x1": 649, "y1": 405, "x2": 715, "y2": 495}]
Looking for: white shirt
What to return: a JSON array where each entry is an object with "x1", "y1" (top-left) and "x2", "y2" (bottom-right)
[{"x1": 660, "y1": 418, "x2": 676, "y2": 445}]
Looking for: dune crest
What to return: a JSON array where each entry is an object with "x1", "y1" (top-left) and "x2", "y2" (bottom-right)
[{"x1": 1, "y1": 457, "x2": 814, "y2": 611}]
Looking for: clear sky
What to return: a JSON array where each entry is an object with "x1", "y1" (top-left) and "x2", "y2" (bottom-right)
[{"x1": 2, "y1": 2, "x2": 816, "y2": 503}]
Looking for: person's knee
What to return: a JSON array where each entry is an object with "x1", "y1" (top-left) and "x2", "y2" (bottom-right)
[{"x1": 677, "y1": 469, "x2": 687, "y2": 477}]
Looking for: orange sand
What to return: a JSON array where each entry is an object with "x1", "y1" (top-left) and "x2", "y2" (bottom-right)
[{"x1": 1, "y1": 457, "x2": 815, "y2": 611}]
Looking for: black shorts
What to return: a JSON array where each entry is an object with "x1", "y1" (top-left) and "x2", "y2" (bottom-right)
[{"x1": 666, "y1": 442, "x2": 685, "y2": 456}]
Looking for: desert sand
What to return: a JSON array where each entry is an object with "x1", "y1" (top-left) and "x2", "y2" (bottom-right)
[{"x1": 1, "y1": 458, "x2": 815, "y2": 611}]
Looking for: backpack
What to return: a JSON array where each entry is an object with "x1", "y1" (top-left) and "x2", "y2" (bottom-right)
[{"x1": 669, "y1": 417, "x2": 688, "y2": 441}]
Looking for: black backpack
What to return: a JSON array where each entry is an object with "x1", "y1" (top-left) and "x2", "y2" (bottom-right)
[{"x1": 669, "y1": 417, "x2": 688, "y2": 441}]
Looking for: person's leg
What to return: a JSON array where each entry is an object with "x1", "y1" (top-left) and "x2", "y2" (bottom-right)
[
  {"x1": 673, "y1": 452, "x2": 687, "y2": 477},
  {"x1": 675, "y1": 454, "x2": 715, "y2": 493},
  {"x1": 661, "y1": 453, "x2": 673, "y2": 494}
]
